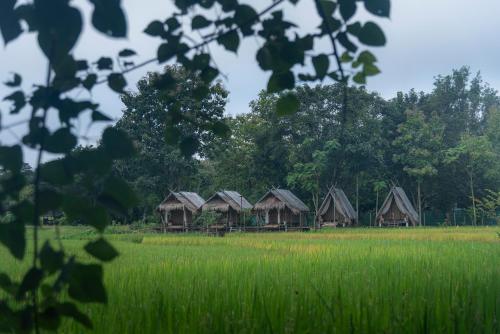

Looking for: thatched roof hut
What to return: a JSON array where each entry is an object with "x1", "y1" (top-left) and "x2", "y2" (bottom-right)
[
  {"x1": 253, "y1": 189, "x2": 309, "y2": 227},
  {"x1": 376, "y1": 186, "x2": 419, "y2": 226},
  {"x1": 317, "y1": 187, "x2": 357, "y2": 227},
  {"x1": 202, "y1": 190, "x2": 252, "y2": 228},
  {"x1": 157, "y1": 191, "x2": 205, "y2": 230}
]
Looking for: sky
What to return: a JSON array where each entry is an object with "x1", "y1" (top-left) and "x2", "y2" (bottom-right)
[{"x1": 1, "y1": 0, "x2": 500, "y2": 164}]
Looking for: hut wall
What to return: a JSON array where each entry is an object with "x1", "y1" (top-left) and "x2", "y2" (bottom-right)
[
  {"x1": 166, "y1": 209, "x2": 193, "y2": 226},
  {"x1": 321, "y1": 201, "x2": 347, "y2": 224},
  {"x1": 382, "y1": 200, "x2": 405, "y2": 224}
]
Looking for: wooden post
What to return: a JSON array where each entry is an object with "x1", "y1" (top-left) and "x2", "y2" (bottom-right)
[
  {"x1": 183, "y1": 206, "x2": 187, "y2": 233},
  {"x1": 277, "y1": 208, "x2": 281, "y2": 226},
  {"x1": 265, "y1": 210, "x2": 269, "y2": 225}
]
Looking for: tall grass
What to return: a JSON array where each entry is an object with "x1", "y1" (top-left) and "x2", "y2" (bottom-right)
[{"x1": 1, "y1": 227, "x2": 499, "y2": 333}]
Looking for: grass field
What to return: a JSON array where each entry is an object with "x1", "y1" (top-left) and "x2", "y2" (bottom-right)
[{"x1": 2, "y1": 226, "x2": 499, "y2": 333}]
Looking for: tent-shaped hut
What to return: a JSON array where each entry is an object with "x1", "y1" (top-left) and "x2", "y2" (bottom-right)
[
  {"x1": 202, "y1": 190, "x2": 253, "y2": 230},
  {"x1": 253, "y1": 189, "x2": 309, "y2": 230},
  {"x1": 376, "y1": 186, "x2": 419, "y2": 227},
  {"x1": 317, "y1": 187, "x2": 357, "y2": 227},
  {"x1": 157, "y1": 191, "x2": 205, "y2": 231}
]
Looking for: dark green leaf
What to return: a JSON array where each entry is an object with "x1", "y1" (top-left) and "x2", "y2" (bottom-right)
[
  {"x1": 364, "y1": 0, "x2": 390, "y2": 17},
  {"x1": 17, "y1": 267, "x2": 43, "y2": 299},
  {"x1": 39, "y1": 306, "x2": 61, "y2": 330},
  {"x1": 40, "y1": 158, "x2": 74, "y2": 186},
  {"x1": 211, "y1": 121, "x2": 230, "y2": 137},
  {"x1": 357, "y1": 50, "x2": 377, "y2": 64},
  {"x1": 108, "y1": 73, "x2": 127, "y2": 93},
  {"x1": 316, "y1": 0, "x2": 337, "y2": 17},
  {"x1": 40, "y1": 242, "x2": 64, "y2": 274},
  {"x1": 98, "y1": 176, "x2": 138, "y2": 214},
  {"x1": 0, "y1": 220, "x2": 25, "y2": 260},
  {"x1": 68, "y1": 264, "x2": 107, "y2": 303},
  {"x1": 346, "y1": 22, "x2": 361, "y2": 36},
  {"x1": 57, "y1": 302, "x2": 93, "y2": 329},
  {"x1": 92, "y1": 110, "x2": 112, "y2": 122},
  {"x1": 339, "y1": 0, "x2": 357, "y2": 21},
  {"x1": 276, "y1": 93, "x2": 300, "y2": 116},
  {"x1": 165, "y1": 17, "x2": 180, "y2": 31},
  {"x1": 3, "y1": 90, "x2": 25, "y2": 114},
  {"x1": 363, "y1": 63, "x2": 380, "y2": 76},
  {"x1": 267, "y1": 71, "x2": 295, "y2": 93},
  {"x1": 191, "y1": 15, "x2": 212, "y2": 30},
  {"x1": 101, "y1": 127, "x2": 135, "y2": 159},
  {"x1": 165, "y1": 126, "x2": 181, "y2": 144},
  {"x1": 358, "y1": 21, "x2": 386, "y2": 46},
  {"x1": 39, "y1": 189, "x2": 63, "y2": 215},
  {"x1": 217, "y1": 30, "x2": 240, "y2": 52},
  {"x1": 312, "y1": 54, "x2": 329, "y2": 79},
  {"x1": 338, "y1": 31, "x2": 357, "y2": 52},
  {"x1": 0, "y1": 145, "x2": 23, "y2": 172},
  {"x1": 0, "y1": 0, "x2": 23, "y2": 45},
  {"x1": 118, "y1": 49, "x2": 136, "y2": 57},
  {"x1": 144, "y1": 20, "x2": 164, "y2": 36},
  {"x1": 4, "y1": 73, "x2": 21, "y2": 87},
  {"x1": 0, "y1": 273, "x2": 16, "y2": 297},
  {"x1": 353, "y1": 72, "x2": 366, "y2": 84},
  {"x1": 84, "y1": 238, "x2": 119, "y2": 262},
  {"x1": 89, "y1": 0, "x2": 127, "y2": 38},
  {"x1": 340, "y1": 51, "x2": 353, "y2": 63},
  {"x1": 63, "y1": 197, "x2": 110, "y2": 231},
  {"x1": 73, "y1": 148, "x2": 112, "y2": 175},
  {"x1": 82, "y1": 74, "x2": 97, "y2": 90},
  {"x1": 76, "y1": 60, "x2": 89, "y2": 71},
  {"x1": 96, "y1": 57, "x2": 113, "y2": 70},
  {"x1": 157, "y1": 43, "x2": 175, "y2": 63},
  {"x1": 234, "y1": 4, "x2": 258, "y2": 36},
  {"x1": 45, "y1": 128, "x2": 77, "y2": 154}
]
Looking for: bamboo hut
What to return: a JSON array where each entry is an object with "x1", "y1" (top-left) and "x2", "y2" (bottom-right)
[
  {"x1": 376, "y1": 186, "x2": 419, "y2": 227},
  {"x1": 202, "y1": 190, "x2": 253, "y2": 230},
  {"x1": 157, "y1": 191, "x2": 205, "y2": 231},
  {"x1": 253, "y1": 189, "x2": 309, "y2": 230},
  {"x1": 317, "y1": 187, "x2": 357, "y2": 227}
]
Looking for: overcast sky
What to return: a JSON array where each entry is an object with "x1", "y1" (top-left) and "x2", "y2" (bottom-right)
[{"x1": 1, "y1": 0, "x2": 500, "y2": 164}]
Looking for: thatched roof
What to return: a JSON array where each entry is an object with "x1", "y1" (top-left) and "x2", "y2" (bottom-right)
[
  {"x1": 376, "y1": 186, "x2": 419, "y2": 225},
  {"x1": 318, "y1": 187, "x2": 357, "y2": 220},
  {"x1": 253, "y1": 189, "x2": 309, "y2": 214},
  {"x1": 157, "y1": 191, "x2": 205, "y2": 213},
  {"x1": 202, "y1": 190, "x2": 252, "y2": 212}
]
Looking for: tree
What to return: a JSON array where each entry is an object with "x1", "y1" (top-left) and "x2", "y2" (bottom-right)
[
  {"x1": 393, "y1": 110, "x2": 444, "y2": 225},
  {"x1": 445, "y1": 134, "x2": 496, "y2": 225}
]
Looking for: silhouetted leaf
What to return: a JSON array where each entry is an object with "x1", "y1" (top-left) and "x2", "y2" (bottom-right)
[
  {"x1": 82, "y1": 74, "x2": 97, "y2": 91},
  {"x1": 17, "y1": 267, "x2": 43, "y2": 299},
  {"x1": 89, "y1": 0, "x2": 127, "y2": 38},
  {"x1": 339, "y1": 0, "x2": 357, "y2": 21},
  {"x1": 157, "y1": 43, "x2": 176, "y2": 63},
  {"x1": 191, "y1": 15, "x2": 211, "y2": 29},
  {"x1": 3, "y1": 91, "x2": 25, "y2": 114},
  {"x1": 357, "y1": 50, "x2": 377, "y2": 64},
  {"x1": 63, "y1": 197, "x2": 110, "y2": 231},
  {"x1": 364, "y1": 0, "x2": 390, "y2": 17},
  {"x1": 0, "y1": 0, "x2": 23, "y2": 45},
  {"x1": 358, "y1": 21, "x2": 386, "y2": 46},
  {"x1": 68, "y1": 264, "x2": 107, "y2": 303},
  {"x1": 40, "y1": 242, "x2": 64, "y2": 274},
  {"x1": 0, "y1": 220, "x2": 25, "y2": 260},
  {"x1": 118, "y1": 49, "x2": 136, "y2": 57},
  {"x1": 0, "y1": 145, "x2": 23, "y2": 172},
  {"x1": 353, "y1": 72, "x2": 366, "y2": 84},
  {"x1": 45, "y1": 128, "x2": 77, "y2": 154},
  {"x1": 316, "y1": 0, "x2": 337, "y2": 17},
  {"x1": 211, "y1": 121, "x2": 230, "y2": 137},
  {"x1": 98, "y1": 177, "x2": 138, "y2": 214},
  {"x1": 276, "y1": 93, "x2": 299, "y2": 116},
  {"x1": 84, "y1": 238, "x2": 119, "y2": 262},
  {"x1": 217, "y1": 30, "x2": 240, "y2": 52},
  {"x1": 108, "y1": 73, "x2": 127, "y2": 93},
  {"x1": 312, "y1": 54, "x2": 329, "y2": 79},
  {"x1": 144, "y1": 20, "x2": 164, "y2": 37},
  {"x1": 57, "y1": 303, "x2": 92, "y2": 329},
  {"x1": 4, "y1": 73, "x2": 22, "y2": 87},
  {"x1": 40, "y1": 158, "x2": 74, "y2": 186},
  {"x1": 338, "y1": 31, "x2": 358, "y2": 53},
  {"x1": 267, "y1": 71, "x2": 295, "y2": 93},
  {"x1": 234, "y1": 5, "x2": 258, "y2": 36},
  {"x1": 39, "y1": 306, "x2": 60, "y2": 330},
  {"x1": 39, "y1": 189, "x2": 63, "y2": 215},
  {"x1": 364, "y1": 63, "x2": 380, "y2": 76},
  {"x1": 0, "y1": 273, "x2": 16, "y2": 297},
  {"x1": 96, "y1": 57, "x2": 113, "y2": 70},
  {"x1": 101, "y1": 127, "x2": 135, "y2": 159},
  {"x1": 346, "y1": 22, "x2": 361, "y2": 36},
  {"x1": 92, "y1": 110, "x2": 112, "y2": 122}
]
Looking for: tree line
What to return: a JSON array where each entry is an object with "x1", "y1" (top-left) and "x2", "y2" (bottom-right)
[{"x1": 115, "y1": 65, "x2": 500, "y2": 225}]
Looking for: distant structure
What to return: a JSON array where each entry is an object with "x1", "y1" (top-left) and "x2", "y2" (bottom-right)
[
  {"x1": 202, "y1": 190, "x2": 253, "y2": 230},
  {"x1": 317, "y1": 187, "x2": 357, "y2": 227},
  {"x1": 157, "y1": 191, "x2": 205, "y2": 231},
  {"x1": 253, "y1": 189, "x2": 309, "y2": 230},
  {"x1": 376, "y1": 186, "x2": 419, "y2": 227}
]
